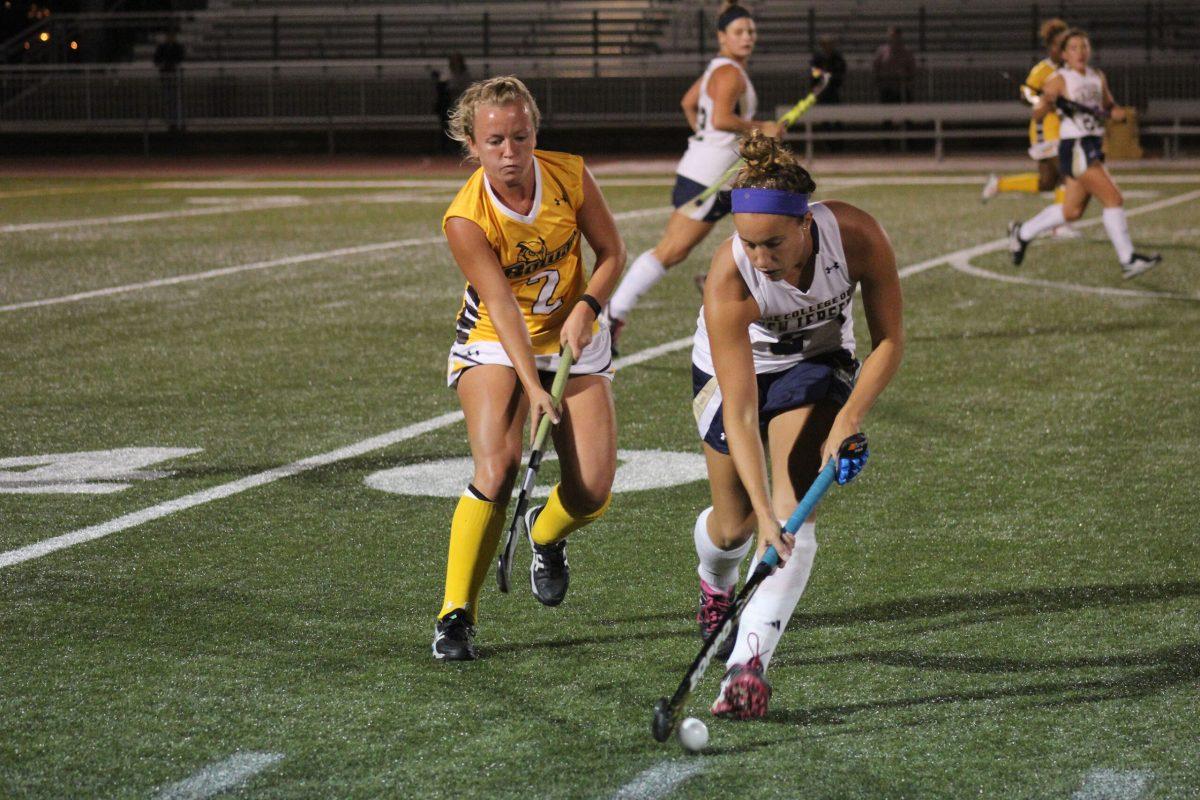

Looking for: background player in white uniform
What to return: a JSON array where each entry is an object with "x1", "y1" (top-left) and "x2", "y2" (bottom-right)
[
  {"x1": 1008, "y1": 29, "x2": 1161, "y2": 279},
  {"x1": 605, "y1": 1, "x2": 779, "y2": 349},
  {"x1": 980, "y1": 18, "x2": 1078, "y2": 240},
  {"x1": 690, "y1": 132, "x2": 905, "y2": 719}
]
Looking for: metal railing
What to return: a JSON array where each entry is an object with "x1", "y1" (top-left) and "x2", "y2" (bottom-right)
[{"x1": 4, "y1": 61, "x2": 1197, "y2": 130}]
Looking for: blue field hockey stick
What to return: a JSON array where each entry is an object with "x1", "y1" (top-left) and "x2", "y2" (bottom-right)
[{"x1": 651, "y1": 432, "x2": 867, "y2": 742}]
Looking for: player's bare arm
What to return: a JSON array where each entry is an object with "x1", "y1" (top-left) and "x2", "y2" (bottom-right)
[
  {"x1": 681, "y1": 76, "x2": 702, "y2": 131},
  {"x1": 708, "y1": 66, "x2": 779, "y2": 138},
  {"x1": 560, "y1": 167, "x2": 626, "y2": 359},
  {"x1": 445, "y1": 215, "x2": 559, "y2": 427},
  {"x1": 1099, "y1": 72, "x2": 1125, "y2": 121},
  {"x1": 825, "y1": 201, "x2": 905, "y2": 467},
  {"x1": 1033, "y1": 74, "x2": 1064, "y2": 122},
  {"x1": 703, "y1": 240, "x2": 794, "y2": 560}
]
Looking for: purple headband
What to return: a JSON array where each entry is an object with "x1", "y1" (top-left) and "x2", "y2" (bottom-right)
[{"x1": 731, "y1": 188, "x2": 810, "y2": 217}]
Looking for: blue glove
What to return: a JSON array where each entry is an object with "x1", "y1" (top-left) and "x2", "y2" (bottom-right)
[{"x1": 835, "y1": 432, "x2": 869, "y2": 485}]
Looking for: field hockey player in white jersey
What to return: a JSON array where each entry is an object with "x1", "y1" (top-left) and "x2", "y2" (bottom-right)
[
  {"x1": 1008, "y1": 28, "x2": 1161, "y2": 279},
  {"x1": 691, "y1": 132, "x2": 904, "y2": 719},
  {"x1": 604, "y1": 0, "x2": 779, "y2": 350}
]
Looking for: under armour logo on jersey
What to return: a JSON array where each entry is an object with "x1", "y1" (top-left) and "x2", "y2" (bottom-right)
[
  {"x1": 825, "y1": 260, "x2": 842, "y2": 275},
  {"x1": 767, "y1": 620, "x2": 782, "y2": 630}
]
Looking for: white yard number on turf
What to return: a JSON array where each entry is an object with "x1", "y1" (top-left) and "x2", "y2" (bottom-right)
[
  {"x1": 0, "y1": 448, "x2": 201, "y2": 494},
  {"x1": 364, "y1": 449, "x2": 707, "y2": 498}
]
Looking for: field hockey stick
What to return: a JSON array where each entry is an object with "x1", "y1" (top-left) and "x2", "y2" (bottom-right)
[
  {"x1": 998, "y1": 70, "x2": 1109, "y2": 120},
  {"x1": 650, "y1": 432, "x2": 866, "y2": 742},
  {"x1": 689, "y1": 68, "x2": 832, "y2": 209},
  {"x1": 496, "y1": 348, "x2": 575, "y2": 593}
]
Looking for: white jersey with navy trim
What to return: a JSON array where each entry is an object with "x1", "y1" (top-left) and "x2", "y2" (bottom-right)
[
  {"x1": 675, "y1": 57, "x2": 757, "y2": 187},
  {"x1": 1057, "y1": 66, "x2": 1106, "y2": 139},
  {"x1": 692, "y1": 202, "x2": 857, "y2": 376}
]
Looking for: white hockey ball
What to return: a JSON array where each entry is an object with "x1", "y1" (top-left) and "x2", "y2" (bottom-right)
[{"x1": 677, "y1": 716, "x2": 709, "y2": 752}]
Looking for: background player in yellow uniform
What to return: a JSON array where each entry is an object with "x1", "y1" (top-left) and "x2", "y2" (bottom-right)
[
  {"x1": 435, "y1": 76, "x2": 626, "y2": 660},
  {"x1": 982, "y1": 19, "x2": 1077, "y2": 239}
]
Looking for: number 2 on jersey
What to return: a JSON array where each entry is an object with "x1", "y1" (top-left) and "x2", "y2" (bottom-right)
[{"x1": 527, "y1": 269, "x2": 563, "y2": 315}]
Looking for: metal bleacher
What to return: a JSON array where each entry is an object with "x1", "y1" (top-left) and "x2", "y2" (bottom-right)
[
  {"x1": 148, "y1": 0, "x2": 674, "y2": 62},
  {"x1": 2, "y1": 0, "x2": 1198, "y2": 156}
]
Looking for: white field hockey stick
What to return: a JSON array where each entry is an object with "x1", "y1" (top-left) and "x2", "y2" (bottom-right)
[
  {"x1": 689, "y1": 67, "x2": 832, "y2": 209},
  {"x1": 496, "y1": 348, "x2": 575, "y2": 593}
]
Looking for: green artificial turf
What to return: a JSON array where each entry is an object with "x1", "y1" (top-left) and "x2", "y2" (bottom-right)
[{"x1": 1, "y1": 169, "x2": 1197, "y2": 798}]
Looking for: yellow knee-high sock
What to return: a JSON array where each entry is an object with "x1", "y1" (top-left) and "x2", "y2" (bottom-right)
[
  {"x1": 439, "y1": 487, "x2": 506, "y2": 621},
  {"x1": 997, "y1": 173, "x2": 1040, "y2": 194},
  {"x1": 1054, "y1": 186, "x2": 1066, "y2": 204},
  {"x1": 530, "y1": 484, "x2": 611, "y2": 546}
]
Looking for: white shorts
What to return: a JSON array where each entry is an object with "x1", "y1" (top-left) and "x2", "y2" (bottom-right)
[{"x1": 446, "y1": 324, "x2": 615, "y2": 388}]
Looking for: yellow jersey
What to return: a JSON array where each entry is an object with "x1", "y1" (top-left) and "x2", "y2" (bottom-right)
[
  {"x1": 1025, "y1": 58, "x2": 1061, "y2": 146},
  {"x1": 442, "y1": 149, "x2": 591, "y2": 355}
]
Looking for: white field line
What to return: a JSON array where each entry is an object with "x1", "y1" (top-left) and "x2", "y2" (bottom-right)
[
  {"x1": 0, "y1": 237, "x2": 445, "y2": 313},
  {"x1": 0, "y1": 206, "x2": 671, "y2": 315},
  {"x1": 154, "y1": 751, "x2": 284, "y2": 800},
  {"x1": 821, "y1": 174, "x2": 1200, "y2": 188},
  {"x1": 5, "y1": 190, "x2": 1196, "y2": 567},
  {"x1": 899, "y1": 188, "x2": 1200, "y2": 279},
  {"x1": 9, "y1": 172, "x2": 1194, "y2": 235},
  {"x1": 0, "y1": 196, "x2": 311, "y2": 233},
  {"x1": 610, "y1": 759, "x2": 705, "y2": 800},
  {"x1": 0, "y1": 190, "x2": 453, "y2": 234},
  {"x1": 950, "y1": 255, "x2": 1200, "y2": 301},
  {"x1": 147, "y1": 174, "x2": 1200, "y2": 191},
  {"x1": 149, "y1": 179, "x2": 469, "y2": 190},
  {"x1": 1070, "y1": 769, "x2": 1152, "y2": 800},
  {"x1": 0, "y1": 410, "x2": 461, "y2": 569},
  {"x1": 0, "y1": 338, "x2": 695, "y2": 570},
  {"x1": 0, "y1": 183, "x2": 145, "y2": 200}
]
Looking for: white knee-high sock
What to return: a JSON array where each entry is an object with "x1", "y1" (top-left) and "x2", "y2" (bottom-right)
[
  {"x1": 607, "y1": 249, "x2": 666, "y2": 321},
  {"x1": 694, "y1": 506, "x2": 753, "y2": 590},
  {"x1": 726, "y1": 521, "x2": 817, "y2": 672},
  {"x1": 1102, "y1": 206, "x2": 1134, "y2": 264},
  {"x1": 1019, "y1": 204, "x2": 1067, "y2": 242}
]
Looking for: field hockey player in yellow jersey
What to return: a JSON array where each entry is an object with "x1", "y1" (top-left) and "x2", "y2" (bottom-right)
[
  {"x1": 434, "y1": 76, "x2": 627, "y2": 661},
  {"x1": 981, "y1": 19, "x2": 1078, "y2": 239}
]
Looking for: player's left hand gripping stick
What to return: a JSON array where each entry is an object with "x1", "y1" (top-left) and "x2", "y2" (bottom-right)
[{"x1": 834, "y1": 432, "x2": 869, "y2": 485}]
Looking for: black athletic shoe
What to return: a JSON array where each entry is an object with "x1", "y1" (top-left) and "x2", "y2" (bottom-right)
[
  {"x1": 527, "y1": 505, "x2": 570, "y2": 606},
  {"x1": 1122, "y1": 252, "x2": 1162, "y2": 280},
  {"x1": 432, "y1": 609, "x2": 477, "y2": 661},
  {"x1": 1008, "y1": 220, "x2": 1031, "y2": 266}
]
